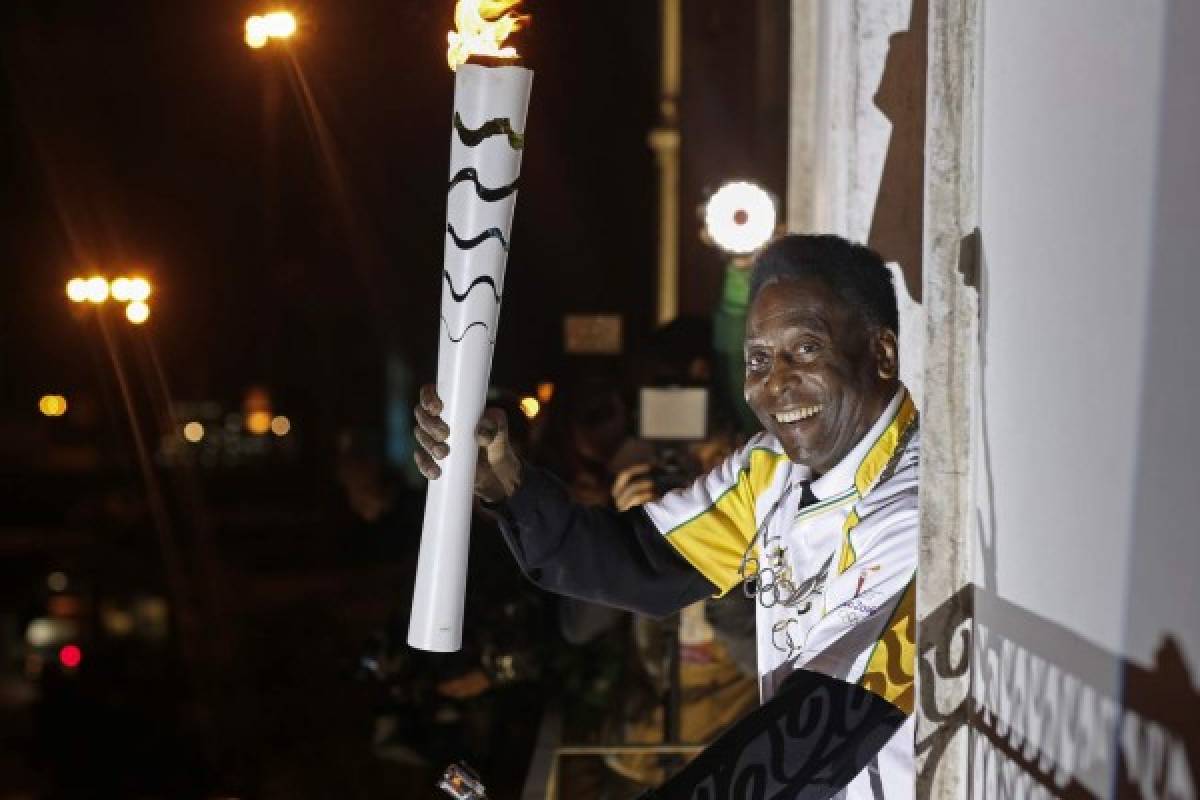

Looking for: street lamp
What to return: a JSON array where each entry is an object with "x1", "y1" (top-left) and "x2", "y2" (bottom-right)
[
  {"x1": 245, "y1": 11, "x2": 297, "y2": 49},
  {"x1": 65, "y1": 273, "x2": 153, "y2": 324}
]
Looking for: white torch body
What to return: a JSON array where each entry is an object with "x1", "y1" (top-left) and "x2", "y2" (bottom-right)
[{"x1": 408, "y1": 64, "x2": 532, "y2": 652}]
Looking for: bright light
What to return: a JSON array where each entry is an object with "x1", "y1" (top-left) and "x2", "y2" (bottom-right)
[
  {"x1": 246, "y1": 410, "x2": 272, "y2": 435},
  {"x1": 66, "y1": 278, "x2": 88, "y2": 303},
  {"x1": 703, "y1": 181, "x2": 777, "y2": 255},
  {"x1": 246, "y1": 11, "x2": 296, "y2": 48},
  {"x1": 519, "y1": 396, "x2": 540, "y2": 419},
  {"x1": 536, "y1": 381, "x2": 555, "y2": 405},
  {"x1": 47, "y1": 571, "x2": 69, "y2": 592},
  {"x1": 245, "y1": 16, "x2": 269, "y2": 48},
  {"x1": 84, "y1": 276, "x2": 110, "y2": 303},
  {"x1": 270, "y1": 415, "x2": 291, "y2": 436},
  {"x1": 39, "y1": 395, "x2": 68, "y2": 417},
  {"x1": 447, "y1": 0, "x2": 527, "y2": 70},
  {"x1": 58, "y1": 644, "x2": 82, "y2": 669},
  {"x1": 126, "y1": 277, "x2": 151, "y2": 303},
  {"x1": 26, "y1": 619, "x2": 58, "y2": 648},
  {"x1": 110, "y1": 277, "x2": 133, "y2": 302},
  {"x1": 126, "y1": 301, "x2": 150, "y2": 325},
  {"x1": 263, "y1": 11, "x2": 297, "y2": 38},
  {"x1": 183, "y1": 421, "x2": 205, "y2": 443}
]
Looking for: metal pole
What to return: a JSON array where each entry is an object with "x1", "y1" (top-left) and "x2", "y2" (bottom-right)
[{"x1": 649, "y1": 0, "x2": 682, "y2": 325}]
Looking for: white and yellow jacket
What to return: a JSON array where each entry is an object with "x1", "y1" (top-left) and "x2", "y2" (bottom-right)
[{"x1": 493, "y1": 387, "x2": 919, "y2": 800}]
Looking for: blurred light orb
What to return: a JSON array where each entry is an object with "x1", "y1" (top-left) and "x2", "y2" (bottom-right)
[
  {"x1": 126, "y1": 277, "x2": 152, "y2": 303},
  {"x1": 246, "y1": 11, "x2": 296, "y2": 48},
  {"x1": 183, "y1": 421, "x2": 205, "y2": 443},
  {"x1": 246, "y1": 410, "x2": 272, "y2": 435},
  {"x1": 519, "y1": 396, "x2": 540, "y2": 419},
  {"x1": 704, "y1": 181, "x2": 776, "y2": 255},
  {"x1": 245, "y1": 16, "x2": 269, "y2": 48},
  {"x1": 270, "y1": 415, "x2": 291, "y2": 436},
  {"x1": 66, "y1": 278, "x2": 88, "y2": 303},
  {"x1": 110, "y1": 277, "x2": 133, "y2": 302},
  {"x1": 536, "y1": 381, "x2": 555, "y2": 405},
  {"x1": 263, "y1": 11, "x2": 297, "y2": 38},
  {"x1": 126, "y1": 301, "x2": 150, "y2": 325},
  {"x1": 47, "y1": 571, "x2": 69, "y2": 593},
  {"x1": 84, "y1": 276, "x2": 110, "y2": 304},
  {"x1": 59, "y1": 644, "x2": 82, "y2": 669},
  {"x1": 39, "y1": 394, "x2": 68, "y2": 417}
]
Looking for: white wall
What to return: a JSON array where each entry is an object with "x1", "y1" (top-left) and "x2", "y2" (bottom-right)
[{"x1": 972, "y1": 0, "x2": 1199, "y2": 796}]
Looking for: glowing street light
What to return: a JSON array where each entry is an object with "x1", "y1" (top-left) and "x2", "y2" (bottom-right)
[
  {"x1": 126, "y1": 277, "x2": 151, "y2": 303},
  {"x1": 270, "y1": 415, "x2": 291, "y2": 436},
  {"x1": 66, "y1": 278, "x2": 88, "y2": 303},
  {"x1": 84, "y1": 276, "x2": 110, "y2": 304},
  {"x1": 182, "y1": 421, "x2": 205, "y2": 443},
  {"x1": 39, "y1": 395, "x2": 68, "y2": 417},
  {"x1": 125, "y1": 301, "x2": 150, "y2": 325},
  {"x1": 245, "y1": 11, "x2": 297, "y2": 48}
]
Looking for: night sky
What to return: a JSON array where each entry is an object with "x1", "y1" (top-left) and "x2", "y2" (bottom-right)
[{"x1": 1, "y1": 0, "x2": 660, "y2": 440}]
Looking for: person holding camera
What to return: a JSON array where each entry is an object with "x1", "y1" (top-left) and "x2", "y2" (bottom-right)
[{"x1": 414, "y1": 235, "x2": 918, "y2": 800}]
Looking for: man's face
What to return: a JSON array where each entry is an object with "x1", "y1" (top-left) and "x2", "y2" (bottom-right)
[{"x1": 744, "y1": 277, "x2": 897, "y2": 475}]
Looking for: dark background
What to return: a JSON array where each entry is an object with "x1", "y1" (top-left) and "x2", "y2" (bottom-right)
[{"x1": 0, "y1": 0, "x2": 788, "y2": 795}]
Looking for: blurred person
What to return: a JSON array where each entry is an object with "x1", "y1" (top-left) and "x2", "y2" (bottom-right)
[
  {"x1": 414, "y1": 235, "x2": 918, "y2": 799},
  {"x1": 346, "y1": 391, "x2": 549, "y2": 795}
]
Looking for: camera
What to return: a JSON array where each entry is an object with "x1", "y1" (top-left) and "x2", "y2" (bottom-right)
[{"x1": 637, "y1": 387, "x2": 708, "y2": 496}]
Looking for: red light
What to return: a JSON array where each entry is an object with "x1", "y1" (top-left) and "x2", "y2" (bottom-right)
[{"x1": 59, "y1": 644, "x2": 82, "y2": 669}]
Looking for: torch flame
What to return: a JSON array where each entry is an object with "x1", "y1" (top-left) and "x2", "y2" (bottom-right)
[{"x1": 446, "y1": 0, "x2": 528, "y2": 71}]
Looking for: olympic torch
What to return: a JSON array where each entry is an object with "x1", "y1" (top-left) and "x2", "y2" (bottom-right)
[{"x1": 408, "y1": 0, "x2": 533, "y2": 652}]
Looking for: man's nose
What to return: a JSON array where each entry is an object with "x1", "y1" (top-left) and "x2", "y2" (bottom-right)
[{"x1": 766, "y1": 359, "x2": 799, "y2": 398}]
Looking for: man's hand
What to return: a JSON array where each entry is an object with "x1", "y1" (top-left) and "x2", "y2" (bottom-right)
[
  {"x1": 413, "y1": 384, "x2": 522, "y2": 503},
  {"x1": 611, "y1": 463, "x2": 658, "y2": 512}
]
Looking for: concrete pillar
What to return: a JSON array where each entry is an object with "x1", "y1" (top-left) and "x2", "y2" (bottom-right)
[{"x1": 914, "y1": 0, "x2": 980, "y2": 797}]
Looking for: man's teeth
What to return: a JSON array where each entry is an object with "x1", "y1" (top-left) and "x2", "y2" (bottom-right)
[{"x1": 775, "y1": 405, "x2": 822, "y2": 423}]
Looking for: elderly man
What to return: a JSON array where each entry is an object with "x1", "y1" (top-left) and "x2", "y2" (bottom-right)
[{"x1": 415, "y1": 235, "x2": 918, "y2": 800}]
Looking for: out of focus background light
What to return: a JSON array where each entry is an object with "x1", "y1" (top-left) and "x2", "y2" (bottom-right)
[
  {"x1": 126, "y1": 277, "x2": 151, "y2": 303},
  {"x1": 703, "y1": 181, "x2": 777, "y2": 255},
  {"x1": 245, "y1": 410, "x2": 272, "y2": 435},
  {"x1": 47, "y1": 571, "x2": 69, "y2": 592},
  {"x1": 519, "y1": 396, "x2": 540, "y2": 419},
  {"x1": 84, "y1": 276, "x2": 110, "y2": 304},
  {"x1": 536, "y1": 381, "x2": 555, "y2": 405},
  {"x1": 183, "y1": 421, "x2": 205, "y2": 443},
  {"x1": 246, "y1": 11, "x2": 296, "y2": 49},
  {"x1": 66, "y1": 278, "x2": 88, "y2": 303},
  {"x1": 125, "y1": 300, "x2": 150, "y2": 325},
  {"x1": 110, "y1": 277, "x2": 133, "y2": 302},
  {"x1": 39, "y1": 394, "x2": 68, "y2": 417},
  {"x1": 58, "y1": 644, "x2": 82, "y2": 669},
  {"x1": 270, "y1": 415, "x2": 291, "y2": 436}
]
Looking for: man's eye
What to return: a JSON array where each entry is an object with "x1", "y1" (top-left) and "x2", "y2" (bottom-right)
[
  {"x1": 796, "y1": 342, "x2": 821, "y2": 355},
  {"x1": 746, "y1": 352, "x2": 769, "y2": 370}
]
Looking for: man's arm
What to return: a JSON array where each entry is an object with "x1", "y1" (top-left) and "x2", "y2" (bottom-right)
[{"x1": 485, "y1": 462, "x2": 718, "y2": 617}]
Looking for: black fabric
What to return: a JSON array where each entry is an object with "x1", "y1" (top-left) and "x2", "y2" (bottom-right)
[
  {"x1": 637, "y1": 669, "x2": 906, "y2": 800},
  {"x1": 484, "y1": 461, "x2": 718, "y2": 618}
]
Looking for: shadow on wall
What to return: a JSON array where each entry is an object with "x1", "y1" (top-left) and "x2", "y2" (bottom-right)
[
  {"x1": 918, "y1": 228, "x2": 1199, "y2": 798},
  {"x1": 868, "y1": 0, "x2": 927, "y2": 305}
]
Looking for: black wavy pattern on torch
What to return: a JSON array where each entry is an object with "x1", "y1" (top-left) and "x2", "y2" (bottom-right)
[
  {"x1": 441, "y1": 316, "x2": 494, "y2": 344},
  {"x1": 453, "y1": 112, "x2": 525, "y2": 150},
  {"x1": 447, "y1": 223, "x2": 509, "y2": 252},
  {"x1": 447, "y1": 167, "x2": 519, "y2": 202},
  {"x1": 443, "y1": 270, "x2": 502, "y2": 304}
]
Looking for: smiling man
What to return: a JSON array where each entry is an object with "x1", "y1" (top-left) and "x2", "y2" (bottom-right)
[{"x1": 414, "y1": 234, "x2": 919, "y2": 800}]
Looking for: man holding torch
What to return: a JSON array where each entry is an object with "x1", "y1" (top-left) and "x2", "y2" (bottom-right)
[{"x1": 414, "y1": 234, "x2": 919, "y2": 800}]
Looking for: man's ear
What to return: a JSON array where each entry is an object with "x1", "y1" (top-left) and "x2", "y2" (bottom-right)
[{"x1": 873, "y1": 328, "x2": 899, "y2": 381}]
